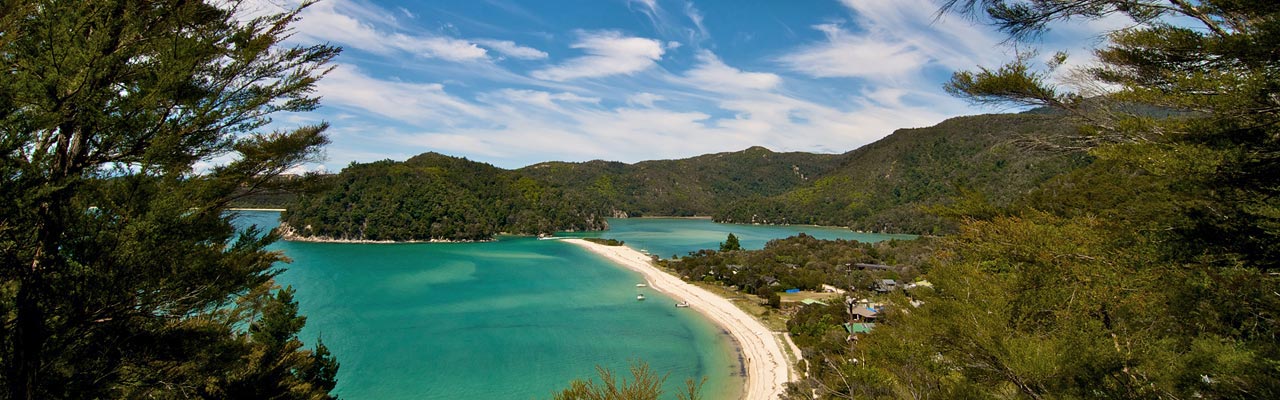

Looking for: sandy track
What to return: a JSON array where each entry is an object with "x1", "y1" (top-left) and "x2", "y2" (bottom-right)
[{"x1": 564, "y1": 239, "x2": 794, "y2": 400}]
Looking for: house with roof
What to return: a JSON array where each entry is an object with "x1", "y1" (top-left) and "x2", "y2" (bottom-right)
[{"x1": 872, "y1": 279, "x2": 898, "y2": 293}]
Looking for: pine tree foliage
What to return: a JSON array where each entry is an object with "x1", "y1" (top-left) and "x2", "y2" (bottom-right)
[
  {"x1": 785, "y1": 1, "x2": 1280, "y2": 398},
  {"x1": 0, "y1": 1, "x2": 340, "y2": 398},
  {"x1": 718, "y1": 233, "x2": 741, "y2": 252},
  {"x1": 551, "y1": 361, "x2": 703, "y2": 400}
]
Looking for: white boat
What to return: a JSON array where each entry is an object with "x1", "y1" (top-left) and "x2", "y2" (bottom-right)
[
  {"x1": 637, "y1": 294, "x2": 646, "y2": 301},
  {"x1": 636, "y1": 283, "x2": 648, "y2": 288},
  {"x1": 675, "y1": 301, "x2": 690, "y2": 308}
]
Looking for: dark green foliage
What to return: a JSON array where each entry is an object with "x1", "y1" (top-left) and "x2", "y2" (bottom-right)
[
  {"x1": 716, "y1": 113, "x2": 1093, "y2": 234},
  {"x1": 789, "y1": 1, "x2": 1280, "y2": 398},
  {"x1": 0, "y1": 1, "x2": 340, "y2": 398},
  {"x1": 584, "y1": 238, "x2": 626, "y2": 246},
  {"x1": 551, "y1": 361, "x2": 703, "y2": 400},
  {"x1": 662, "y1": 234, "x2": 933, "y2": 298},
  {"x1": 718, "y1": 233, "x2": 741, "y2": 252},
  {"x1": 228, "y1": 173, "x2": 329, "y2": 209},
  {"x1": 283, "y1": 153, "x2": 607, "y2": 241},
  {"x1": 521, "y1": 146, "x2": 845, "y2": 217}
]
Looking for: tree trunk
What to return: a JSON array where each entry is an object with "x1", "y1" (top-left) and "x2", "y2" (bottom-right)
[{"x1": 9, "y1": 196, "x2": 64, "y2": 399}]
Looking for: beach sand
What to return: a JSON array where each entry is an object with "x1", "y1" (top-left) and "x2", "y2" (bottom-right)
[{"x1": 564, "y1": 239, "x2": 795, "y2": 400}]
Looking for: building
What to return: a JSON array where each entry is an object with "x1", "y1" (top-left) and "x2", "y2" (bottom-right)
[{"x1": 872, "y1": 279, "x2": 898, "y2": 293}]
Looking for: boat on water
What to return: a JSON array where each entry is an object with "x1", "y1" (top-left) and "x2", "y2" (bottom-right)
[
  {"x1": 675, "y1": 301, "x2": 690, "y2": 308},
  {"x1": 636, "y1": 283, "x2": 647, "y2": 287},
  {"x1": 637, "y1": 294, "x2": 646, "y2": 301}
]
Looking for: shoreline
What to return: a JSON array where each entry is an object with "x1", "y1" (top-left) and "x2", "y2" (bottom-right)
[
  {"x1": 276, "y1": 222, "x2": 494, "y2": 244},
  {"x1": 616, "y1": 215, "x2": 918, "y2": 236},
  {"x1": 564, "y1": 238, "x2": 796, "y2": 400}
]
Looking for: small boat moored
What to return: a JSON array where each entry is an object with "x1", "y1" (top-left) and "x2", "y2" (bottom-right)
[
  {"x1": 636, "y1": 283, "x2": 648, "y2": 288},
  {"x1": 675, "y1": 301, "x2": 690, "y2": 308},
  {"x1": 637, "y1": 294, "x2": 646, "y2": 301}
]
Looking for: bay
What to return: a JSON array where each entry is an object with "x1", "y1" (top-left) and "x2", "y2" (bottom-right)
[
  {"x1": 231, "y1": 211, "x2": 909, "y2": 399},
  {"x1": 575, "y1": 218, "x2": 915, "y2": 259}
]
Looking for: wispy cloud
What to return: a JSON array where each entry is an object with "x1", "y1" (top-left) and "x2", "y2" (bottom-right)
[
  {"x1": 778, "y1": 0, "x2": 1009, "y2": 80},
  {"x1": 625, "y1": 0, "x2": 710, "y2": 45},
  {"x1": 836, "y1": 0, "x2": 1005, "y2": 70},
  {"x1": 627, "y1": 92, "x2": 666, "y2": 108},
  {"x1": 779, "y1": 23, "x2": 928, "y2": 80},
  {"x1": 316, "y1": 65, "x2": 488, "y2": 126},
  {"x1": 531, "y1": 31, "x2": 665, "y2": 81},
  {"x1": 287, "y1": 0, "x2": 490, "y2": 62},
  {"x1": 684, "y1": 51, "x2": 781, "y2": 91},
  {"x1": 475, "y1": 39, "x2": 549, "y2": 60}
]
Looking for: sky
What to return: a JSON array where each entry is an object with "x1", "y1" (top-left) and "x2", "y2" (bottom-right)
[{"x1": 245, "y1": 0, "x2": 1122, "y2": 171}]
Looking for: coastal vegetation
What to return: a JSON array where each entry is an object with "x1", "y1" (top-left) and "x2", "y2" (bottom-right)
[
  {"x1": 777, "y1": 1, "x2": 1280, "y2": 398},
  {"x1": 660, "y1": 234, "x2": 931, "y2": 299},
  {"x1": 281, "y1": 153, "x2": 607, "y2": 241},
  {"x1": 0, "y1": 1, "x2": 340, "y2": 398},
  {"x1": 584, "y1": 238, "x2": 627, "y2": 246}
]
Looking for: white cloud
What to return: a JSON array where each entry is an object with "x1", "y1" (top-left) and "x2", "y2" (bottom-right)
[
  {"x1": 487, "y1": 89, "x2": 600, "y2": 110},
  {"x1": 281, "y1": 0, "x2": 490, "y2": 62},
  {"x1": 627, "y1": 92, "x2": 666, "y2": 107},
  {"x1": 685, "y1": 51, "x2": 781, "y2": 91},
  {"x1": 394, "y1": 35, "x2": 488, "y2": 62},
  {"x1": 475, "y1": 39, "x2": 549, "y2": 60},
  {"x1": 780, "y1": 23, "x2": 929, "y2": 79},
  {"x1": 837, "y1": 0, "x2": 1005, "y2": 70},
  {"x1": 316, "y1": 64, "x2": 487, "y2": 126},
  {"x1": 684, "y1": 2, "x2": 709, "y2": 41},
  {"x1": 629, "y1": 0, "x2": 658, "y2": 10},
  {"x1": 532, "y1": 31, "x2": 665, "y2": 81},
  {"x1": 777, "y1": 0, "x2": 1011, "y2": 80}
]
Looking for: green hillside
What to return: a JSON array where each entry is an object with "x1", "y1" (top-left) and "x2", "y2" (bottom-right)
[
  {"x1": 284, "y1": 113, "x2": 1092, "y2": 239},
  {"x1": 715, "y1": 113, "x2": 1092, "y2": 234},
  {"x1": 519, "y1": 146, "x2": 845, "y2": 217},
  {"x1": 281, "y1": 153, "x2": 606, "y2": 241}
]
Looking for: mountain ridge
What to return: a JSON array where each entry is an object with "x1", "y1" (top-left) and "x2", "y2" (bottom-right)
[{"x1": 276, "y1": 111, "x2": 1090, "y2": 238}]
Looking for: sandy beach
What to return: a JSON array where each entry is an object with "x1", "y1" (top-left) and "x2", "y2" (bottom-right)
[{"x1": 564, "y1": 239, "x2": 795, "y2": 400}]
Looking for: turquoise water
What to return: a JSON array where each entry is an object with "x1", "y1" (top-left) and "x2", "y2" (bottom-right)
[
  {"x1": 231, "y1": 212, "x2": 911, "y2": 399},
  {"x1": 577, "y1": 218, "x2": 915, "y2": 260},
  {"x1": 233, "y1": 211, "x2": 740, "y2": 400}
]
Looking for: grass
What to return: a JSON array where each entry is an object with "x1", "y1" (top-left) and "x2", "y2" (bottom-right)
[
  {"x1": 778, "y1": 291, "x2": 842, "y2": 304},
  {"x1": 689, "y1": 282, "x2": 789, "y2": 331}
]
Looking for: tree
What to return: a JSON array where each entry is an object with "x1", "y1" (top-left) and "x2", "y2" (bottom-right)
[
  {"x1": 0, "y1": 0, "x2": 340, "y2": 398},
  {"x1": 551, "y1": 361, "x2": 704, "y2": 400},
  {"x1": 719, "y1": 233, "x2": 741, "y2": 251},
  {"x1": 787, "y1": 1, "x2": 1280, "y2": 398}
]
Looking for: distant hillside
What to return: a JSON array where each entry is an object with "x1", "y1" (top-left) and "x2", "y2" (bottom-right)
[
  {"x1": 715, "y1": 113, "x2": 1092, "y2": 234},
  {"x1": 283, "y1": 113, "x2": 1090, "y2": 239},
  {"x1": 519, "y1": 146, "x2": 844, "y2": 217},
  {"x1": 281, "y1": 153, "x2": 606, "y2": 241}
]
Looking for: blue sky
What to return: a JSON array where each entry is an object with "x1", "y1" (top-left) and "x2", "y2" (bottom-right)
[{"x1": 247, "y1": 0, "x2": 1120, "y2": 171}]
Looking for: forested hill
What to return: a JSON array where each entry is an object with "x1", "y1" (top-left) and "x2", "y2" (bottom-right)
[
  {"x1": 715, "y1": 113, "x2": 1092, "y2": 234},
  {"x1": 282, "y1": 113, "x2": 1088, "y2": 239},
  {"x1": 281, "y1": 153, "x2": 607, "y2": 241},
  {"x1": 519, "y1": 146, "x2": 845, "y2": 217}
]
